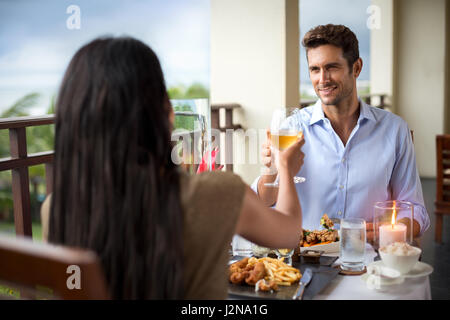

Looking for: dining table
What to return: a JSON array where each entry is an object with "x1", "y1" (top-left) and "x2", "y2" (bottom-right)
[
  {"x1": 229, "y1": 243, "x2": 432, "y2": 300},
  {"x1": 314, "y1": 243, "x2": 431, "y2": 300}
]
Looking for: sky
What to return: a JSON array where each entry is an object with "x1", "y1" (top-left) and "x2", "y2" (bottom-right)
[
  {"x1": 0, "y1": 0, "x2": 370, "y2": 115},
  {"x1": 0, "y1": 0, "x2": 210, "y2": 114}
]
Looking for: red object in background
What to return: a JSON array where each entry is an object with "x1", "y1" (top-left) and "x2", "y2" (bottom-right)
[{"x1": 197, "y1": 147, "x2": 223, "y2": 173}]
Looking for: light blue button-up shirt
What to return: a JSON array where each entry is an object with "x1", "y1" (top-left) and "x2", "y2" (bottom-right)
[{"x1": 251, "y1": 99, "x2": 430, "y2": 236}]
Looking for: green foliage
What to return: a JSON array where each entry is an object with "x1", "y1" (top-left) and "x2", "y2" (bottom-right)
[
  {"x1": 167, "y1": 82, "x2": 209, "y2": 99},
  {"x1": 173, "y1": 103, "x2": 195, "y2": 131},
  {"x1": 0, "y1": 93, "x2": 41, "y2": 118},
  {"x1": 167, "y1": 86, "x2": 186, "y2": 99},
  {"x1": 184, "y1": 83, "x2": 209, "y2": 99},
  {"x1": 168, "y1": 83, "x2": 208, "y2": 132}
]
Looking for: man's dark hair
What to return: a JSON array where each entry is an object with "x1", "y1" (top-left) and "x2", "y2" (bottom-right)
[{"x1": 302, "y1": 24, "x2": 360, "y2": 70}]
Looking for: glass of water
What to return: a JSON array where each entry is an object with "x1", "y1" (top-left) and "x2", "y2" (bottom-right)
[
  {"x1": 231, "y1": 235, "x2": 253, "y2": 257},
  {"x1": 339, "y1": 218, "x2": 366, "y2": 272}
]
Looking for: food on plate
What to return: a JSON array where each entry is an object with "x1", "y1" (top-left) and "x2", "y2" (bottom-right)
[
  {"x1": 320, "y1": 213, "x2": 334, "y2": 229},
  {"x1": 299, "y1": 214, "x2": 339, "y2": 247},
  {"x1": 229, "y1": 257, "x2": 249, "y2": 275},
  {"x1": 229, "y1": 257, "x2": 301, "y2": 292},
  {"x1": 245, "y1": 261, "x2": 266, "y2": 285},
  {"x1": 230, "y1": 269, "x2": 250, "y2": 285},
  {"x1": 255, "y1": 279, "x2": 278, "y2": 292}
]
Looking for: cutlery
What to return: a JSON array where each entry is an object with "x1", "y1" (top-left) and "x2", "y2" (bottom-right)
[{"x1": 292, "y1": 268, "x2": 313, "y2": 300}]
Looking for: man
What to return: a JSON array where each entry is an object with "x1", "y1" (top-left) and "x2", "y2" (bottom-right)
[{"x1": 252, "y1": 24, "x2": 430, "y2": 240}]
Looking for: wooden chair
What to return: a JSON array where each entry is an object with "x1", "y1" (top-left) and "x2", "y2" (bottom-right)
[
  {"x1": 435, "y1": 134, "x2": 450, "y2": 243},
  {"x1": 0, "y1": 234, "x2": 110, "y2": 299}
]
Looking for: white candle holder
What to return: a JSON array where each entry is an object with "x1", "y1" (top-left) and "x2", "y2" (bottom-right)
[{"x1": 373, "y1": 200, "x2": 414, "y2": 250}]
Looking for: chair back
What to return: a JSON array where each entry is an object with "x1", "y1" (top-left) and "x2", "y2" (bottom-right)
[
  {"x1": 436, "y1": 135, "x2": 450, "y2": 203},
  {"x1": 0, "y1": 234, "x2": 110, "y2": 299}
]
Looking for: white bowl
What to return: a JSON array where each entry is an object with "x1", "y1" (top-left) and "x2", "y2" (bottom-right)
[{"x1": 379, "y1": 246, "x2": 421, "y2": 274}]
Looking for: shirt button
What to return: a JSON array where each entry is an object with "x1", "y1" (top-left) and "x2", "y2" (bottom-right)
[
  {"x1": 341, "y1": 158, "x2": 345, "y2": 163},
  {"x1": 339, "y1": 185, "x2": 344, "y2": 189},
  {"x1": 338, "y1": 211, "x2": 342, "y2": 216}
]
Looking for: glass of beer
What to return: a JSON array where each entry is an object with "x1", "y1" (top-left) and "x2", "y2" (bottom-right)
[{"x1": 264, "y1": 108, "x2": 305, "y2": 187}]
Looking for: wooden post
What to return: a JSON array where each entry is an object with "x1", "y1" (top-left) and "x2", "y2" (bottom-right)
[
  {"x1": 9, "y1": 128, "x2": 32, "y2": 238},
  {"x1": 224, "y1": 109, "x2": 234, "y2": 172}
]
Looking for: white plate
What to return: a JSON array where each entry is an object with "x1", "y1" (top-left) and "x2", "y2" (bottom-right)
[
  {"x1": 300, "y1": 241, "x2": 340, "y2": 253},
  {"x1": 370, "y1": 260, "x2": 433, "y2": 278}
]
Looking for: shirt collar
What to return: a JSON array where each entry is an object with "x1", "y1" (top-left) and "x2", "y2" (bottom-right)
[{"x1": 308, "y1": 98, "x2": 377, "y2": 126}]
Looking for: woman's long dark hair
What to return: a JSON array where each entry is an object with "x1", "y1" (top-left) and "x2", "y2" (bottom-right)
[{"x1": 48, "y1": 37, "x2": 183, "y2": 299}]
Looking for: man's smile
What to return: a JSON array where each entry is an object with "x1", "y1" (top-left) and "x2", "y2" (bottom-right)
[{"x1": 318, "y1": 85, "x2": 337, "y2": 96}]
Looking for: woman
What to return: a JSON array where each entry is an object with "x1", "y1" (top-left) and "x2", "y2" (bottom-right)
[{"x1": 44, "y1": 36, "x2": 304, "y2": 299}]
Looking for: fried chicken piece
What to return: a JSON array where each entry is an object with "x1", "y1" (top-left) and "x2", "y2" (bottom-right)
[
  {"x1": 229, "y1": 257, "x2": 249, "y2": 275},
  {"x1": 230, "y1": 271, "x2": 250, "y2": 285},
  {"x1": 245, "y1": 262, "x2": 266, "y2": 286},
  {"x1": 229, "y1": 258, "x2": 252, "y2": 285},
  {"x1": 322, "y1": 229, "x2": 339, "y2": 242},
  {"x1": 243, "y1": 263, "x2": 255, "y2": 272},
  {"x1": 306, "y1": 231, "x2": 317, "y2": 244},
  {"x1": 256, "y1": 279, "x2": 279, "y2": 292}
]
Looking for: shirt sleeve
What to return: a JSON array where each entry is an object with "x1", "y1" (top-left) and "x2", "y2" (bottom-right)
[{"x1": 391, "y1": 121, "x2": 430, "y2": 236}]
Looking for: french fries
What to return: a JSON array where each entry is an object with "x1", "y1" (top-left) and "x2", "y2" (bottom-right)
[{"x1": 247, "y1": 257, "x2": 302, "y2": 286}]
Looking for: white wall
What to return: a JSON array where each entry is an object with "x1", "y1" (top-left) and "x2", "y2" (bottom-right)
[
  {"x1": 395, "y1": 0, "x2": 446, "y2": 177},
  {"x1": 371, "y1": 0, "x2": 447, "y2": 177},
  {"x1": 370, "y1": 0, "x2": 394, "y2": 107},
  {"x1": 211, "y1": 0, "x2": 299, "y2": 184}
]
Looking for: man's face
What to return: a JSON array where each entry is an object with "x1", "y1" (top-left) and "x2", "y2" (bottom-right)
[{"x1": 307, "y1": 44, "x2": 360, "y2": 106}]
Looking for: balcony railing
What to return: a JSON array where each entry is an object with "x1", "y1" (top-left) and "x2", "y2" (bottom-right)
[
  {"x1": 211, "y1": 103, "x2": 243, "y2": 172},
  {"x1": 0, "y1": 115, "x2": 55, "y2": 238}
]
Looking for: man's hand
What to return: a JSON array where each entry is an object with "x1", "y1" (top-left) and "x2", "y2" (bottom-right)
[
  {"x1": 397, "y1": 217, "x2": 421, "y2": 239},
  {"x1": 366, "y1": 222, "x2": 375, "y2": 245},
  {"x1": 261, "y1": 129, "x2": 275, "y2": 174}
]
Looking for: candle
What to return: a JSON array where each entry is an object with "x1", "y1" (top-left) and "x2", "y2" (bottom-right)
[
  {"x1": 379, "y1": 223, "x2": 407, "y2": 248},
  {"x1": 379, "y1": 202, "x2": 406, "y2": 247}
]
